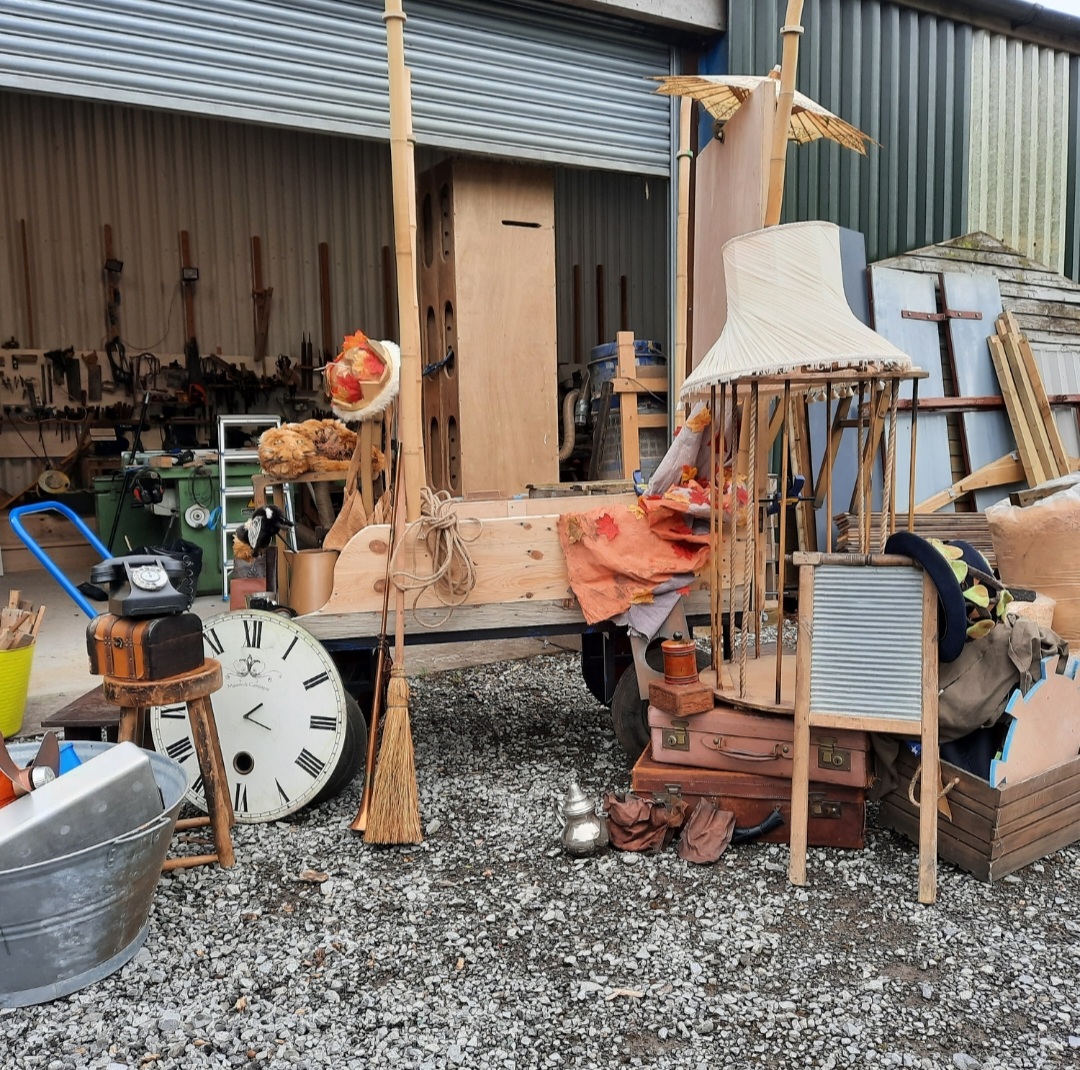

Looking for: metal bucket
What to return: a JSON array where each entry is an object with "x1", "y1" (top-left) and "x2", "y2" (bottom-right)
[{"x1": 0, "y1": 741, "x2": 187, "y2": 1008}]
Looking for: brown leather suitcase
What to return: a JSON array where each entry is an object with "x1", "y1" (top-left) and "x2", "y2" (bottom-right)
[
  {"x1": 86, "y1": 612, "x2": 204, "y2": 681},
  {"x1": 631, "y1": 748, "x2": 866, "y2": 848},
  {"x1": 648, "y1": 702, "x2": 871, "y2": 788}
]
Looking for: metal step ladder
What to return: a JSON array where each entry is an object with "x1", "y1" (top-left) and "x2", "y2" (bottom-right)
[{"x1": 217, "y1": 414, "x2": 297, "y2": 598}]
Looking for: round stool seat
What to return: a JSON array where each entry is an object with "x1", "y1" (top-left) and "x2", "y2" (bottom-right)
[{"x1": 103, "y1": 659, "x2": 223, "y2": 707}]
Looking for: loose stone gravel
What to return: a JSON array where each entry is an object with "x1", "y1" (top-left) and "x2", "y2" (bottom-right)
[{"x1": 3, "y1": 651, "x2": 1080, "y2": 1069}]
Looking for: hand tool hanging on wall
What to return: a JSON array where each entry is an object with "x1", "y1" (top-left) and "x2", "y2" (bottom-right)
[
  {"x1": 251, "y1": 235, "x2": 273, "y2": 367},
  {"x1": 179, "y1": 230, "x2": 203, "y2": 387},
  {"x1": 319, "y1": 241, "x2": 334, "y2": 372},
  {"x1": 19, "y1": 219, "x2": 35, "y2": 349},
  {"x1": 300, "y1": 333, "x2": 313, "y2": 393},
  {"x1": 102, "y1": 224, "x2": 132, "y2": 395},
  {"x1": 83, "y1": 351, "x2": 103, "y2": 402}
]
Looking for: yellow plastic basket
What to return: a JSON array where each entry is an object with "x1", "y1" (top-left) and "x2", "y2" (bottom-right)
[{"x1": 0, "y1": 643, "x2": 35, "y2": 738}]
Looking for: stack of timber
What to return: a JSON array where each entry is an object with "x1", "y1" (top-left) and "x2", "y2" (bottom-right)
[
  {"x1": 834, "y1": 512, "x2": 996, "y2": 570},
  {"x1": 987, "y1": 312, "x2": 1074, "y2": 488},
  {"x1": 0, "y1": 591, "x2": 44, "y2": 650}
]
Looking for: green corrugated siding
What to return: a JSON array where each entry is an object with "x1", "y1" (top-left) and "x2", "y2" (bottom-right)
[{"x1": 725, "y1": 0, "x2": 971, "y2": 265}]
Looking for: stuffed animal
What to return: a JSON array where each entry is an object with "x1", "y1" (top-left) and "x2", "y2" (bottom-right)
[
  {"x1": 257, "y1": 419, "x2": 358, "y2": 480},
  {"x1": 324, "y1": 331, "x2": 400, "y2": 423}
]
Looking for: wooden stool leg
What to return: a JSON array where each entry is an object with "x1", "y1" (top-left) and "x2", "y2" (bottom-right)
[
  {"x1": 186, "y1": 694, "x2": 236, "y2": 868},
  {"x1": 116, "y1": 705, "x2": 141, "y2": 744}
]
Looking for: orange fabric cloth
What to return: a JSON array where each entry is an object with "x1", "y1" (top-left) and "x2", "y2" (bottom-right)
[{"x1": 558, "y1": 502, "x2": 710, "y2": 625}]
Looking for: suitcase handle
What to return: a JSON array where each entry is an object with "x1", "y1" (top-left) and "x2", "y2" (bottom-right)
[{"x1": 706, "y1": 737, "x2": 788, "y2": 761}]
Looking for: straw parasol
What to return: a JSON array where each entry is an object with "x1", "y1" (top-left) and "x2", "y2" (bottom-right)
[{"x1": 654, "y1": 73, "x2": 876, "y2": 157}]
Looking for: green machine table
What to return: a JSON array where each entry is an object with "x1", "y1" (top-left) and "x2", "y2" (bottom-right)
[{"x1": 93, "y1": 463, "x2": 259, "y2": 596}]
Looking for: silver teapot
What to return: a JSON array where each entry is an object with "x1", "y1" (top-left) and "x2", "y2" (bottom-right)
[{"x1": 557, "y1": 781, "x2": 609, "y2": 857}]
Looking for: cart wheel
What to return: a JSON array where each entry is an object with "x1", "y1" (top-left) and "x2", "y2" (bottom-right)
[{"x1": 610, "y1": 649, "x2": 710, "y2": 761}]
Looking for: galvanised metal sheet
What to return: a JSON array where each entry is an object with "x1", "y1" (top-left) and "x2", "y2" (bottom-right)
[
  {"x1": 725, "y1": 0, "x2": 971, "y2": 265},
  {"x1": 967, "y1": 29, "x2": 1071, "y2": 274},
  {"x1": 809, "y1": 565, "x2": 925, "y2": 722},
  {"x1": 0, "y1": 0, "x2": 673, "y2": 174}
]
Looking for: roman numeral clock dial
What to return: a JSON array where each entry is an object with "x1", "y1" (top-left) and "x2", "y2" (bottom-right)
[{"x1": 150, "y1": 610, "x2": 352, "y2": 822}]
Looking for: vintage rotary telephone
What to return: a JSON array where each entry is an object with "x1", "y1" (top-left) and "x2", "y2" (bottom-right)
[{"x1": 88, "y1": 555, "x2": 191, "y2": 617}]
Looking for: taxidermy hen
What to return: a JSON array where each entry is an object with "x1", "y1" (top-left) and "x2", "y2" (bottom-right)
[{"x1": 233, "y1": 504, "x2": 295, "y2": 561}]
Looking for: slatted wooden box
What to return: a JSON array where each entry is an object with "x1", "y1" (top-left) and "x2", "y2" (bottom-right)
[{"x1": 878, "y1": 748, "x2": 1080, "y2": 882}]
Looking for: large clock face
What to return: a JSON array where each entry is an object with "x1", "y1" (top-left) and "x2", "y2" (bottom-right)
[{"x1": 150, "y1": 610, "x2": 349, "y2": 823}]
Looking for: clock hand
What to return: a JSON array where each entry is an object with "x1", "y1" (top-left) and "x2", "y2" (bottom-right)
[{"x1": 243, "y1": 703, "x2": 271, "y2": 731}]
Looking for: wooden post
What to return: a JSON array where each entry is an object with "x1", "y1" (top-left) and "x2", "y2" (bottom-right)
[
  {"x1": 788, "y1": 561, "x2": 814, "y2": 886},
  {"x1": 918, "y1": 573, "x2": 939, "y2": 905},
  {"x1": 595, "y1": 265, "x2": 606, "y2": 345},
  {"x1": 673, "y1": 95, "x2": 693, "y2": 430},
  {"x1": 319, "y1": 241, "x2": 334, "y2": 365},
  {"x1": 764, "y1": 1, "x2": 805, "y2": 227},
  {"x1": 711, "y1": 385, "x2": 721, "y2": 674},
  {"x1": 384, "y1": 0, "x2": 426, "y2": 520},
  {"x1": 615, "y1": 331, "x2": 641, "y2": 478},
  {"x1": 775, "y1": 381, "x2": 791, "y2": 705}
]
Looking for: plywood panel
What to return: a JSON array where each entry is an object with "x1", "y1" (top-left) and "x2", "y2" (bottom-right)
[
  {"x1": 446, "y1": 159, "x2": 559, "y2": 496},
  {"x1": 690, "y1": 81, "x2": 771, "y2": 368},
  {"x1": 868, "y1": 267, "x2": 953, "y2": 513},
  {"x1": 940, "y1": 272, "x2": 1025, "y2": 509}
]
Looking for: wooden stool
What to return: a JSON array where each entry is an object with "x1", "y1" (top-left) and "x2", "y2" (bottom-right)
[{"x1": 102, "y1": 659, "x2": 235, "y2": 870}]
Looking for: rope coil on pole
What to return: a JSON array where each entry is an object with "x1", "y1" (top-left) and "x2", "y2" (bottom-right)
[{"x1": 391, "y1": 487, "x2": 482, "y2": 627}]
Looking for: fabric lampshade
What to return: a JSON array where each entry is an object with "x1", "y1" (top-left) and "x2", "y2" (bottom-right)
[{"x1": 681, "y1": 221, "x2": 912, "y2": 396}]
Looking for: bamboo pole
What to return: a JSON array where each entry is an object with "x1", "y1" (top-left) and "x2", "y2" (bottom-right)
[
  {"x1": 907, "y1": 379, "x2": 920, "y2": 533},
  {"x1": 384, "y1": 0, "x2": 426, "y2": 520},
  {"x1": 765, "y1": 1, "x2": 806, "y2": 227},
  {"x1": 825, "y1": 389, "x2": 833, "y2": 553},
  {"x1": 673, "y1": 96, "x2": 694, "y2": 429},
  {"x1": 775, "y1": 381, "x2": 791, "y2": 706},
  {"x1": 711, "y1": 386, "x2": 721, "y2": 675}
]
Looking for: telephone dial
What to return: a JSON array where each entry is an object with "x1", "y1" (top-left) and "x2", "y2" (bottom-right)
[{"x1": 88, "y1": 554, "x2": 192, "y2": 617}]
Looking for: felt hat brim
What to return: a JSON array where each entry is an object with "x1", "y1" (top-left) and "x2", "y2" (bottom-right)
[{"x1": 884, "y1": 530, "x2": 969, "y2": 663}]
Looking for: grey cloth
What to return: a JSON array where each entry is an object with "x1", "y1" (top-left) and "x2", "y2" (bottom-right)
[{"x1": 870, "y1": 617, "x2": 1070, "y2": 800}]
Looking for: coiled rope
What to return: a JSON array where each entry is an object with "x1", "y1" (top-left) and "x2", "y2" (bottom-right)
[{"x1": 391, "y1": 487, "x2": 482, "y2": 627}]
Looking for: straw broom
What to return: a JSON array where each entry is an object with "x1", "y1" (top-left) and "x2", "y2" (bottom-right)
[{"x1": 364, "y1": 472, "x2": 422, "y2": 845}]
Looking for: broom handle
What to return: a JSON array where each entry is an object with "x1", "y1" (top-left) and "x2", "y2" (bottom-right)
[
  {"x1": 385, "y1": 0, "x2": 425, "y2": 520},
  {"x1": 350, "y1": 448, "x2": 402, "y2": 833}
]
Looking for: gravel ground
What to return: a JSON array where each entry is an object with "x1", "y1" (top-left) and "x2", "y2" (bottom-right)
[{"x1": 4, "y1": 650, "x2": 1080, "y2": 1070}]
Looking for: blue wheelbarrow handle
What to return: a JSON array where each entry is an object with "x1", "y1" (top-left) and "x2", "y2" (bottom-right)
[{"x1": 9, "y1": 501, "x2": 112, "y2": 618}]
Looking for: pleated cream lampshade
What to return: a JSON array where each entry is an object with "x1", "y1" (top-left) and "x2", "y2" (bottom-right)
[{"x1": 682, "y1": 221, "x2": 911, "y2": 396}]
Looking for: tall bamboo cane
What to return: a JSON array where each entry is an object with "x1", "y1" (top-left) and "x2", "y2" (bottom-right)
[
  {"x1": 764, "y1": 0, "x2": 805, "y2": 227},
  {"x1": 384, "y1": 0, "x2": 425, "y2": 520}
]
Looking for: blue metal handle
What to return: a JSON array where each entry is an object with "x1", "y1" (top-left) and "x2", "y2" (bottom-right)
[{"x1": 9, "y1": 501, "x2": 112, "y2": 618}]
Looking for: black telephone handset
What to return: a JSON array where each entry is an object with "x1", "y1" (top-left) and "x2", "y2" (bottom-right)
[{"x1": 88, "y1": 555, "x2": 191, "y2": 617}]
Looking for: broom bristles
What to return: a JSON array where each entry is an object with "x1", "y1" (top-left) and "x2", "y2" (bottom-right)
[{"x1": 364, "y1": 665, "x2": 422, "y2": 845}]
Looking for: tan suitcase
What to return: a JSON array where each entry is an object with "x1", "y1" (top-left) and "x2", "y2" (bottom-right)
[{"x1": 648, "y1": 702, "x2": 871, "y2": 788}]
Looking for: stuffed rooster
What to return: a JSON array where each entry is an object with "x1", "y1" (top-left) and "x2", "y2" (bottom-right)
[
  {"x1": 323, "y1": 330, "x2": 400, "y2": 423},
  {"x1": 233, "y1": 504, "x2": 295, "y2": 561}
]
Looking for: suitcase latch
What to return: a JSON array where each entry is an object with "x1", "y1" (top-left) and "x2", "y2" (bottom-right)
[
  {"x1": 809, "y1": 794, "x2": 842, "y2": 819},
  {"x1": 817, "y1": 738, "x2": 851, "y2": 772},
  {"x1": 661, "y1": 721, "x2": 690, "y2": 752}
]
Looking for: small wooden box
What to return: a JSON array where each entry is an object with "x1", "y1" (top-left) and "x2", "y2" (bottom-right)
[
  {"x1": 648, "y1": 678, "x2": 715, "y2": 716},
  {"x1": 878, "y1": 749, "x2": 1080, "y2": 882},
  {"x1": 86, "y1": 612, "x2": 204, "y2": 681}
]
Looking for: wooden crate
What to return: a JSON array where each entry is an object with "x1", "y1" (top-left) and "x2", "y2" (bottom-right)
[{"x1": 878, "y1": 748, "x2": 1080, "y2": 881}]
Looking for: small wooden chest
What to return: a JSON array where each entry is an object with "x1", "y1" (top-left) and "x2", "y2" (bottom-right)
[
  {"x1": 878, "y1": 748, "x2": 1080, "y2": 882},
  {"x1": 86, "y1": 613, "x2": 204, "y2": 681},
  {"x1": 631, "y1": 749, "x2": 866, "y2": 849}
]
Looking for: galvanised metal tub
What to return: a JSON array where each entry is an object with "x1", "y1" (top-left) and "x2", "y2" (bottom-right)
[{"x1": 0, "y1": 741, "x2": 187, "y2": 1008}]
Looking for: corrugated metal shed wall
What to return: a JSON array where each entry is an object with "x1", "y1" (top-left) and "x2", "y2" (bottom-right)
[
  {"x1": 554, "y1": 170, "x2": 669, "y2": 366},
  {"x1": 967, "y1": 30, "x2": 1071, "y2": 273},
  {"x1": 0, "y1": 90, "x2": 669, "y2": 368},
  {"x1": 0, "y1": 90, "x2": 395, "y2": 357},
  {"x1": 1064, "y1": 54, "x2": 1080, "y2": 281},
  {"x1": 726, "y1": 0, "x2": 971, "y2": 265}
]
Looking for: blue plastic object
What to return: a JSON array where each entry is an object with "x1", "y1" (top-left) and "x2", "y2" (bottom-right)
[
  {"x1": 8, "y1": 502, "x2": 111, "y2": 619},
  {"x1": 58, "y1": 742, "x2": 83, "y2": 775}
]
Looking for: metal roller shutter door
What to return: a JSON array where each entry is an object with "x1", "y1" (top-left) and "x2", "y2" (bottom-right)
[{"x1": 0, "y1": 0, "x2": 673, "y2": 173}]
